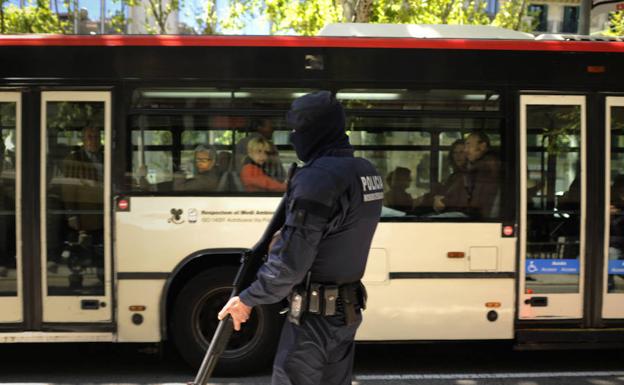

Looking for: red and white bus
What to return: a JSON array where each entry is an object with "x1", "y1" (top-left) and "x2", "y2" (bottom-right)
[{"x1": 0, "y1": 24, "x2": 623, "y2": 373}]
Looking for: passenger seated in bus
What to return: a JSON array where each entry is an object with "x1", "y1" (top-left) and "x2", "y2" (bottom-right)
[
  {"x1": 414, "y1": 139, "x2": 467, "y2": 212},
  {"x1": 383, "y1": 167, "x2": 414, "y2": 212},
  {"x1": 240, "y1": 137, "x2": 286, "y2": 192},
  {"x1": 235, "y1": 118, "x2": 286, "y2": 181},
  {"x1": 173, "y1": 145, "x2": 222, "y2": 192},
  {"x1": 436, "y1": 131, "x2": 501, "y2": 218},
  {"x1": 61, "y1": 126, "x2": 104, "y2": 241}
]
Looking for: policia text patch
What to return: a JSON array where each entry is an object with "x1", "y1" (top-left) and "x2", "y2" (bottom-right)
[{"x1": 361, "y1": 175, "x2": 384, "y2": 202}]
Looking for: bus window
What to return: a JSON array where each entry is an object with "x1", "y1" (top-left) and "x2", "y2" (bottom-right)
[
  {"x1": 608, "y1": 106, "x2": 624, "y2": 293},
  {"x1": 127, "y1": 114, "x2": 290, "y2": 194},
  {"x1": 0, "y1": 102, "x2": 16, "y2": 295},
  {"x1": 337, "y1": 90, "x2": 505, "y2": 221}
]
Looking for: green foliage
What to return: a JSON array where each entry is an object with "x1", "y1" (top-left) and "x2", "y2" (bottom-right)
[
  {"x1": 189, "y1": 0, "x2": 217, "y2": 34},
  {"x1": 48, "y1": 102, "x2": 104, "y2": 133},
  {"x1": 265, "y1": 0, "x2": 342, "y2": 35},
  {"x1": 492, "y1": 0, "x2": 534, "y2": 32},
  {"x1": 220, "y1": 0, "x2": 533, "y2": 36},
  {"x1": 1, "y1": 0, "x2": 67, "y2": 34},
  {"x1": 373, "y1": 0, "x2": 491, "y2": 26},
  {"x1": 144, "y1": 0, "x2": 182, "y2": 34},
  {"x1": 603, "y1": 10, "x2": 624, "y2": 36}
]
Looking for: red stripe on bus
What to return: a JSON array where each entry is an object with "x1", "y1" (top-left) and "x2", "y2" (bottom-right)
[{"x1": 0, "y1": 35, "x2": 623, "y2": 52}]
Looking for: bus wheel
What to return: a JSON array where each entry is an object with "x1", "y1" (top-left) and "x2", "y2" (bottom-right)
[{"x1": 170, "y1": 266, "x2": 283, "y2": 375}]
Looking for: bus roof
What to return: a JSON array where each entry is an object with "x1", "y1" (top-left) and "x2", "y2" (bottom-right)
[
  {"x1": 0, "y1": 30, "x2": 622, "y2": 53},
  {"x1": 319, "y1": 23, "x2": 536, "y2": 40}
]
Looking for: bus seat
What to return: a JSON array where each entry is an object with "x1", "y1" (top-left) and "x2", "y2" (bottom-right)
[{"x1": 217, "y1": 171, "x2": 244, "y2": 192}]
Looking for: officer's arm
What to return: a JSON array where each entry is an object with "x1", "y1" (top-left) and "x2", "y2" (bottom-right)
[{"x1": 239, "y1": 169, "x2": 338, "y2": 307}]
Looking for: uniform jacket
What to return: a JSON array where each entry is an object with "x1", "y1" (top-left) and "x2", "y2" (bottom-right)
[{"x1": 239, "y1": 148, "x2": 383, "y2": 307}]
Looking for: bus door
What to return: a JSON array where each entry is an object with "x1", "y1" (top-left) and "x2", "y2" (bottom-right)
[
  {"x1": 519, "y1": 95, "x2": 586, "y2": 319},
  {"x1": 0, "y1": 93, "x2": 22, "y2": 324},
  {"x1": 603, "y1": 97, "x2": 624, "y2": 319},
  {"x1": 40, "y1": 92, "x2": 112, "y2": 323}
]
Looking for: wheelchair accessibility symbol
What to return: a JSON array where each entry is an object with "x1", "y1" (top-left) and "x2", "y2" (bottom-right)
[{"x1": 527, "y1": 260, "x2": 539, "y2": 273}]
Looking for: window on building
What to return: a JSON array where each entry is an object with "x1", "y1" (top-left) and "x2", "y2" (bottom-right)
[
  {"x1": 528, "y1": 4, "x2": 548, "y2": 32},
  {"x1": 563, "y1": 6, "x2": 579, "y2": 33}
]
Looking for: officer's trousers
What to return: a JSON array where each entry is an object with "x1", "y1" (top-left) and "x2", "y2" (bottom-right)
[{"x1": 271, "y1": 311, "x2": 362, "y2": 385}]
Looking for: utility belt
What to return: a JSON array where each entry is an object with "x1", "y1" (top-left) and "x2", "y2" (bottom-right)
[{"x1": 287, "y1": 280, "x2": 367, "y2": 326}]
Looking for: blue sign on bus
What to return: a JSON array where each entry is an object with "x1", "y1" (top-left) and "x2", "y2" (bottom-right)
[
  {"x1": 526, "y1": 259, "x2": 579, "y2": 274},
  {"x1": 608, "y1": 260, "x2": 624, "y2": 275}
]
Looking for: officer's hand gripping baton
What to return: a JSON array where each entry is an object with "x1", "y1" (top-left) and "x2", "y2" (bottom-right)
[{"x1": 189, "y1": 164, "x2": 296, "y2": 385}]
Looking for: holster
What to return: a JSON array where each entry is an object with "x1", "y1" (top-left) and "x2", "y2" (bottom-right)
[{"x1": 340, "y1": 282, "x2": 366, "y2": 326}]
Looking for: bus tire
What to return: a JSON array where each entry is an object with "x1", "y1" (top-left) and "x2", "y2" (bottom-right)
[{"x1": 169, "y1": 266, "x2": 283, "y2": 375}]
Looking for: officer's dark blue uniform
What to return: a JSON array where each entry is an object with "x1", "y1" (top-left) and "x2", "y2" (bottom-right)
[{"x1": 239, "y1": 91, "x2": 382, "y2": 385}]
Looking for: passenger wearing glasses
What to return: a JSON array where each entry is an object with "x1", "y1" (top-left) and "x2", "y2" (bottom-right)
[{"x1": 174, "y1": 145, "x2": 221, "y2": 192}]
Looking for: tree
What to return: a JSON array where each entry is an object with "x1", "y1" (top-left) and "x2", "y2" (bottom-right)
[
  {"x1": 226, "y1": 0, "x2": 530, "y2": 36},
  {"x1": 144, "y1": 0, "x2": 181, "y2": 34},
  {"x1": 492, "y1": 0, "x2": 535, "y2": 32},
  {"x1": 603, "y1": 10, "x2": 624, "y2": 36},
  {"x1": 1, "y1": 0, "x2": 67, "y2": 34}
]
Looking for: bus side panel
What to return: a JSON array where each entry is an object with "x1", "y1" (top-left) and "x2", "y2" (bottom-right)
[
  {"x1": 357, "y1": 279, "x2": 515, "y2": 340},
  {"x1": 372, "y1": 223, "x2": 516, "y2": 272},
  {"x1": 114, "y1": 197, "x2": 281, "y2": 273},
  {"x1": 116, "y1": 280, "x2": 165, "y2": 342},
  {"x1": 358, "y1": 222, "x2": 516, "y2": 340}
]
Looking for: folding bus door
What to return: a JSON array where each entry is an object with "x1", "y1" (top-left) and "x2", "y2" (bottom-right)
[
  {"x1": 519, "y1": 95, "x2": 586, "y2": 319},
  {"x1": 0, "y1": 93, "x2": 22, "y2": 324},
  {"x1": 40, "y1": 92, "x2": 112, "y2": 324},
  {"x1": 603, "y1": 97, "x2": 624, "y2": 319}
]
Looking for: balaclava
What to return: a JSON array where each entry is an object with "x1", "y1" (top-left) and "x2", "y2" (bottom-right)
[{"x1": 286, "y1": 91, "x2": 351, "y2": 162}]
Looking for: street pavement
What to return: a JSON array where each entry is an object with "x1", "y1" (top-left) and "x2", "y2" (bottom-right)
[{"x1": 0, "y1": 341, "x2": 623, "y2": 384}]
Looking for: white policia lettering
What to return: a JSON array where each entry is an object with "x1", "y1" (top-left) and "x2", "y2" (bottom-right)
[
  {"x1": 360, "y1": 175, "x2": 384, "y2": 192},
  {"x1": 361, "y1": 175, "x2": 384, "y2": 202}
]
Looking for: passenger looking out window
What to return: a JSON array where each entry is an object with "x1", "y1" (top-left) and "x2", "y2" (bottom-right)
[
  {"x1": 413, "y1": 139, "x2": 468, "y2": 213},
  {"x1": 240, "y1": 137, "x2": 286, "y2": 192},
  {"x1": 436, "y1": 131, "x2": 501, "y2": 218},
  {"x1": 235, "y1": 119, "x2": 286, "y2": 181},
  {"x1": 174, "y1": 145, "x2": 221, "y2": 192},
  {"x1": 384, "y1": 167, "x2": 414, "y2": 212}
]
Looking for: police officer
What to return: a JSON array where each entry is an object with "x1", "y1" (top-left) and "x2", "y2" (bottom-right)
[{"x1": 218, "y1": 91, "x2": 383, "y2": 385}]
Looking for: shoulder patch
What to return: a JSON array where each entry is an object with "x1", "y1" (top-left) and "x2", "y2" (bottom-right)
[{"x1": 360, "y1": 175, "x2": 384, "y2": 202}]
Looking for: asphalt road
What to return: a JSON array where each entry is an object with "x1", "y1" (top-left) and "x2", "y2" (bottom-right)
[{"x1": 0, "y1": 341, "x2": 623, "y2": 385}]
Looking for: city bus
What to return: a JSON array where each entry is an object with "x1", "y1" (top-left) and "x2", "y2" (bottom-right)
[{"x1": 0, "y1": 24, "x2": 623, "y2": 374}]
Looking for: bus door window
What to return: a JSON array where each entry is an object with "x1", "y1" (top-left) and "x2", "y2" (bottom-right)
[
  {"x1": 45, "y1": 102, "x2": 106, "y2": 296},
  {"x1": 0, "y1": 102, "x2": 17, "y2": 295},
  {"x1": 525, "y1": 105, "x2": 582, "y2": 294},
  {"x1": 608, "y1": 106, "x2": 624, "y2": 293}
]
